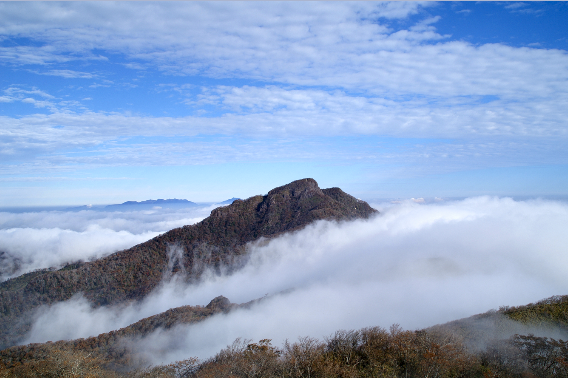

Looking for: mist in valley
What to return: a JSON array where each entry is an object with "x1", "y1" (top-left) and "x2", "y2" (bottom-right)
[
  {"x1": 4, "y1": 196, "x2": 568, "y2": 364},
  {"x1": 0, "y1": 205, "x2": 218, "y2": 281}
]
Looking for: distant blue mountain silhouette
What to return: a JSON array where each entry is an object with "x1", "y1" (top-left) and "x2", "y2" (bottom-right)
[
  {"x1": 104, "y1": 199, "x2": 198, "y2": 211},
  {"x1": 218, "y1": 197, "x2": 240, "y2": 205},
  {"x1": 67, "y1": 198, "x2": 240, "y2": 211}
]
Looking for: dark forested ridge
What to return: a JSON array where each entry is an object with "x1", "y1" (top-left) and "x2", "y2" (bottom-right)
[{"x1": 0, "y1": 178, "x2": 377, "y2": 349}]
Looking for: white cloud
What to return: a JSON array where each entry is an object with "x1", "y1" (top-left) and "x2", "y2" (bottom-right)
[
  {"x1": 0, "y1": 3, "x2": 566, "y2": 177},
  {"x1": 88, "y1": 83, "x2": 110, "y2": 88},
  {"x1": 3, "y1": 86, "x2": 54, "y2": 99},
  {"x1": 0, "y1": 45, "x2": 75, "y2": 65},
  {"x1": 505, "y1": 2, "x2": 529, "y2": 10},
  {"x1": 123, "y1": 62, "x2": 146, "y2": 70},
  {"x1": 410, "y1": 16, "x2": 442, "y2": 32},
  {"x1": 197, "y1": 86, "x2": 568, "y2": 138},
  {"x1": 22, "y1": 197, "x2": 568, "y2": 364},
  {"x1": 1, "y1": 86, "x2": 566, "y2": 143},
  {"x1": 0, "y1": 2, "x2": 566, "y2": 204},
  {"x1": 0, "y1": 205, "x2": 218, "y2": 280},
  {"x1": 0, "y1": 86, "x2": 90, "y2": 116},
  {"x1": 39, "y1": 69, "x2": 95, "y2": 79},
  {"x1": 1, "y1": 83, "x2": 566, "y2": 174},
  {"x1": 0, "y1": 226, "x2": 161, "y2": 281},
  {"x1": 0, "y1": 2, "x2": 565, "y2": 100}
]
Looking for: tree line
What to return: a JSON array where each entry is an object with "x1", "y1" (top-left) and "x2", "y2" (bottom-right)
[{"x1": 2, "y1": 325, "x2": 567, "y2": 378}]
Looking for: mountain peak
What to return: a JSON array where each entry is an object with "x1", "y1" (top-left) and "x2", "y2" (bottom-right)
[
  {"x1": 0, "y1": 179, "x2": 377, "y2": 349},
  {"x1": 209, "y1": 178, "x2": 376, "y2": 238},
  {"x1": 268, "y1": 178, "x2": 321, "y2": 196},
  {"x1": 206, "y1": 295, "x2": 232, "y2": 311}
]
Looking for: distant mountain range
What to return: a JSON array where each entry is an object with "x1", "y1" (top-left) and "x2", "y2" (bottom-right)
[
  {"x1": 103, "y1": 198, "x2": 198, "y2": 211},
  {"x1": 67, "y1": 197, "x2": 240, "y2": 211}
]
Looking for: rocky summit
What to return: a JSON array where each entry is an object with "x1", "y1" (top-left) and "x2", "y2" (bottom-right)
[{"x1": 0, "y1": 178, "x2": 377, "y2": 349}]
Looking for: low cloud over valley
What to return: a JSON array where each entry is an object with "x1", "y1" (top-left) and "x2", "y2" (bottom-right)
[
  {"x1": 17, "y1": 197, "x2": 568, "y2": 364},
  {"x1": 0, "y1": 205, "x2": 217, "y2": 281}
]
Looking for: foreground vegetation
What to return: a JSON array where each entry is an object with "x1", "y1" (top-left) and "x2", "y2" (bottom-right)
[
  {"x1": 2, "y1": 295, "x2": 568, "y2": 377},
  {"x1": 1, "y1": 325, "x2": 567, "y2": 378}
]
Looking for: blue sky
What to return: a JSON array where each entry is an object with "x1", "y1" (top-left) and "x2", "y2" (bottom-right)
[{"x1": 1, "y1": 1, "x2": 567, "y2": 206}]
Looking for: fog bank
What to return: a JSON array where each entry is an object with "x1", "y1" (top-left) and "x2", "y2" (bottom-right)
[
  {"x1": 22, "y1": 197, "x2": 568, "y2": 363},
  {"x1": 0, "y1": 205, "x2": 217, "y2": 280}
]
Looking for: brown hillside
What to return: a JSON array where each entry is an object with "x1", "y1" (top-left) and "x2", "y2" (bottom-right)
[
  {"x1": 426, "y1": 295, "x2": 568, "y2": 351},
  {"x1": 5, "y1": 295, "x2": 568, "y2": 377},
  {"x1": 0, "y1": 296, "x2": 237, "y2": 371},
  {"x1": 0, "y1": 179, "x2": 377, "y2": 349}
]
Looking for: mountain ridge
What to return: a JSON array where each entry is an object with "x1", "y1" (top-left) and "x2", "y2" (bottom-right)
[
  {"x1": 67, "y1": 197, "x2": 240, "y2": 211},
  {"x1": 0, "y1": 178, "x2": 377, "y2": 349},
  {"x1": 0, "y1": 295, "x2": 238, "y2": 371},
  {"x1": 2, "y1": 294, "x2": 567, "y2": 375}
]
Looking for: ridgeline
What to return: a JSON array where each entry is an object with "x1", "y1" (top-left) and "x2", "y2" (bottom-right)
[{"x1": 0, "y1": 178, "x2": 377, "y2": 349}]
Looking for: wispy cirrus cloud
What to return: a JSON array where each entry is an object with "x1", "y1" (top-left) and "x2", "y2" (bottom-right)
[
  {"x1": 2, "y1": 2, "x2": 566, "y2": 100},
  {"x1": 34, "y1": 69, "x2": 96, "y2": 79},
  {"x1": 3, "y1": 85, "x2": 567, "y2": 141},
  {"x1": 0, "y1": 2, "x2": 422, "y2": 67},
  {"x1": 1, "y1": 83, "x2": 567, "y2": 175},
  {"x1": 0, "y1": 2, "x2": 566, "y2": 202},
  {"x1": 504, "y1": 2, "x2": 528, "y2": 10},
  {"x1": 2, "y1": 86, "x2": 54, "y2": 99}
]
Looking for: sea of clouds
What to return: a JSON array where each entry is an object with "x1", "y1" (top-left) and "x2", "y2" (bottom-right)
[
  {"x1": 8, "y1": 197, "x2": 568, "y2": 364},
  {"x1": 0, "y1": 205, "x2": 219, "y2": 281}
]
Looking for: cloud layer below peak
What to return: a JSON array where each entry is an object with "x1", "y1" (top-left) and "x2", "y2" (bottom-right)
[{"x1": 21, "y1": 197, "x2": 568, "y2": 364}]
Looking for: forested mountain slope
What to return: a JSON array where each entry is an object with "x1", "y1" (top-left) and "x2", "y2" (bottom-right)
[
  {"x1": 2, "y1": 294, "x2": 567, "y2": 377},
  {"x1": 0, "y1": 178, "x2": 377, "y2": 349},
  {"x1": 0, "y1": 296, "x2": 237, "y2": 371},
  {"x1": 427, "y1": 295, "x2": 568, "y2": 350}
]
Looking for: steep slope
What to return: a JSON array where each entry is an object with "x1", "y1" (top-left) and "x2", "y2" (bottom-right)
[
  {"x1": 502, "y1": 294, "x2": 568, "y2": 328},
  {"x1": 426, "y1": 295, "x2": 568, "y2": 350},
  {"x1": 4, "y1": 294, "x2": 568, "y2": 377},
  {"x1": 0, "y1": 178, "x2": 377, "y2": 349},
  {"x1": 0, "y1": 296, "x2": 237, "y2": 371}
]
